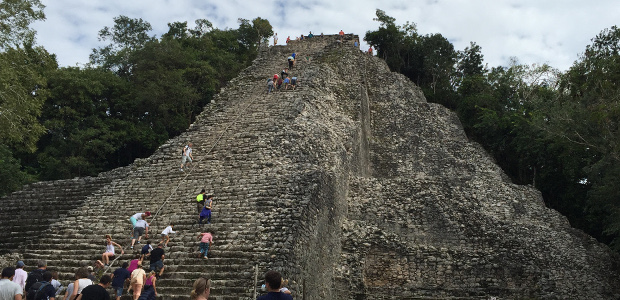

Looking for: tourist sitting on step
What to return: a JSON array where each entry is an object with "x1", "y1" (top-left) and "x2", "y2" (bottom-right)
[
  {"x1": 130, "y1": 220, "x2": 149, "y2": 249},
  {"x1": 190, "y1": 277, "x2": 211, "y2": 300},
  {"x1": 257, "y1": 271, "x2": 292, "y2": 300},
  {"x1": 197, "y1": 230, "x2": 213, "y2": 259},
  {"x1": 129, "y1": 212, "x2": 151, "y2": 238},
  {"x1": 286, "y1": 36, "x2": 290, "y2": 44},
  {"x1": 159, "y1": 224, "x2": 175, "y2": 247},
  {"x1": 102, "y1": 234, "x2": 124, "y2": 267},
  {"x1": 148, "y1": 245, "x2": 165, "y2": 277},
  {"x1": 129, "y1": 262, "x2": 145, "y2": 300},
  {"x1": 110, "y1": 262, "x2": 131, "y2": 300}
]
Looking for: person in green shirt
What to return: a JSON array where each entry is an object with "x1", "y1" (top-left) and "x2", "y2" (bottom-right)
[{"x1": 196, "y1": 189, "x2": 206, "y2": 213}]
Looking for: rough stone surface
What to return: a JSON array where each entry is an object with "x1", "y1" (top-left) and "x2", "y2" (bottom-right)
[{"x1": 0, "y1": 34, "x2": 619, "y2": 300}]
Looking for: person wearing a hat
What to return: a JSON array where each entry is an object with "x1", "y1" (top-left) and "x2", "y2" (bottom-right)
[{"x1": 12, "y1": 261, "x2": 26, "y2": 294}]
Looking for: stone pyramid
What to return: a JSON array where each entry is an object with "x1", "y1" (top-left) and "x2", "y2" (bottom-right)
[{"x1": 1, "y1": 34, "x2": 619, "y2": 300}]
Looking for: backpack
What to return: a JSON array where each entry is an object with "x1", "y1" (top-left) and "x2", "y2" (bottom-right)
[
  {"x1": 24, "y1": 269, "x2": 45, "y2": 294},
  {"x1": 26, "y1": 281, "x2": 50, "y2": 300},
  {"x1": 181, "y1": 145, "x2": 188, "y2": 155}
]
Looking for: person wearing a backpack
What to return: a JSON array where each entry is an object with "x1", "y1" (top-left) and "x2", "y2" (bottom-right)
[
  {"x1": 0, "y1": 267, "x2": 23, "y2": 300},
  {"x1": 25, "y1": 272, "x2": 54, "y2": 300},
  {"x1": 23, "y1": 261, "x2": 46, "y2": 299}
]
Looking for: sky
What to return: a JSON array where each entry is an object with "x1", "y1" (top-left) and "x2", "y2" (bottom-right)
[{"x1": 31, "y1": 0, "x2": 620, "y2": 72}]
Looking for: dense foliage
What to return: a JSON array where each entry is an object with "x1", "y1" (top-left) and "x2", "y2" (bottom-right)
[
  {"x1": 0, "y1": 3, "x2": 271, "y2": 194},
  {"x1": 365, "y1": 9, "x2": 620, "y2": 252}
]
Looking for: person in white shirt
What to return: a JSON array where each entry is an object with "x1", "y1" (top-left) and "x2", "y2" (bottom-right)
[
  {"x1": 12, "y1": 262, "x2": 26, "y2": 295},
  {"x1": 160, "y1": 225, "x2": 176, "y2": 247},
  {"x1": 1, "y1": 267, "x2": 23, "y2": 300},
  {"x1": 180, "y1": 142, "x2": 193, "y2": 172},
  {"x1": 131, "y1": 220, "x2": 149, "y2": 249}
]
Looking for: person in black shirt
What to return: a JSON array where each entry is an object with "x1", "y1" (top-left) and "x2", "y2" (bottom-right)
[
  {"x1": 76, "y1": 275, "x2": 111, "y2": 300},
  {"x1": 149, "y1": 245, "x2": 165, "y2": 277}
]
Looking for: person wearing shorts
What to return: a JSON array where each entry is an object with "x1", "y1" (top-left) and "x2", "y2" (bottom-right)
[
  {"x1": 130, "y1": 219, "x2": 148, "y2": 249},
  {"x1": 180, "y1": 142, "x2": 193, "y2": 171},
  {"x1": 291, "y1": 77, "x2": 297, "y2": 90},
  {"x1": 160, "y1": 225, "x2": 175, "y2": 247},
  {"x1": 149, "y1": 245, "x2": 165, "y2": 277},
  {"x1": 129, "y1": 212, "x2": 150, "y2": 237},
  {"x1": 111, "y1": 262, "x2": 131, "y2": 300}
]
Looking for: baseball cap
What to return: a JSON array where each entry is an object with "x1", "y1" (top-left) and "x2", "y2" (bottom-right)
[{"x1": 16, "y1": 261, "x2": 25, "y2": 268}]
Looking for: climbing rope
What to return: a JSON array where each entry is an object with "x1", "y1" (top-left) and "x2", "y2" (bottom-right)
[{"x1": 149, "y1": 57, "x2": 287, "y2": 228}]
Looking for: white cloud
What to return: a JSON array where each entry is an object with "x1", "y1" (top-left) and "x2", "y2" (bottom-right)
[{"x1": 32, "y1": 0, "x2": 620, "y2": 71}]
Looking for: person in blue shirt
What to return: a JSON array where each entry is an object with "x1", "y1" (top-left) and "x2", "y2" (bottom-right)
[{"x1": 110, "y1": 263, "x2": 131, "y2": 300}]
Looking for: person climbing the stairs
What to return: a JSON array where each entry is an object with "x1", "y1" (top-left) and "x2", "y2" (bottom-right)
[
  {"x1": 180, "y1": 142, "x2": 193, "y2": 172},
  {"x1": 159, "y1": 225, "x2": 175, "y2": 247},
  {"x1": 129, "y1": 262, "x2": 145, "y2": 300},
  {"x1": 199, "y1": 195, "x2": 213, "y2": 225},
  {"x1": 138, "y1": 271, "x2": 157, "y2": 300},
  {"x1": 129, "y1": 212, "x2": 151, "y2": 238},
  {"x1": 102, "y1": 234, "x2": 124, "y2": 267},
  {"x1": 290, "y1": 76, "x2": 298, "y2": 90},
  {"x1": 197, "y1": 230, "x2": 213, "y2": 260},
  {"x1": 130, "y1": 220, "x2": 149, "y2": 249},
  {"x1": 267, "y1": 78, "x2": 274, "y2": 94},
  {"x1": 140, "y1": 242, "x2": 153, "y2": 262},
  {"x1": 148, "y1": 245, "x2": 165, "y2": 277},
  {"x1": 196, "y1": 189, "x2": 206, "y2": 213}
]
